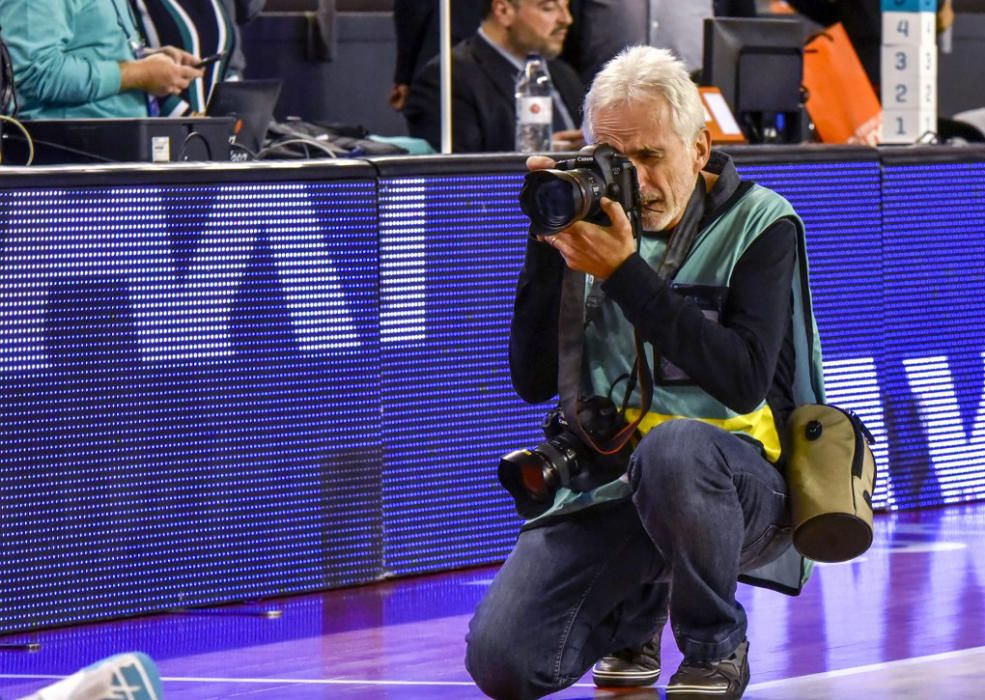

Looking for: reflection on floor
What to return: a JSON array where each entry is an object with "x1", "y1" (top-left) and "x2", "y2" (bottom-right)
[{"x1": 2, "y1": 502, "x2": 985, "y2": 699}]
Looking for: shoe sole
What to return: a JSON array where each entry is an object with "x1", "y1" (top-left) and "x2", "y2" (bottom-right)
[
  {"x1": 666, "y1": 674, "x2": 749, "y2": 698},
  {"x1": 591, "y1": 667, "x2": 661, "y2": 688},
  {"x1": 666, "y1": 687, "x2": 734, "y2": 696}
]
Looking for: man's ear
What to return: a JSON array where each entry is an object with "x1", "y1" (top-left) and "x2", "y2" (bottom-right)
[
  {"x1": 694, "y1": 127, "x2": 712, "y2": 170},
  {"x1": 491, "y1": 0, "x2": 518, "y2": 25}
]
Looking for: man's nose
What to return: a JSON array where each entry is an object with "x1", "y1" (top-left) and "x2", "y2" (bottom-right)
[
  {"x1": 632, "y1": 162, "x2": 652, "y2": 190},
  {"x1": 558, "y1": 4, "x2": 573, "y2": 26}
]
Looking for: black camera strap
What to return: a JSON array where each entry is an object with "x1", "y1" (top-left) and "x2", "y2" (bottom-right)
[
  {"x1": 583, "y1": 277, "x2": 607, "y2": 327},
  {"x1": 558, "y1": 266, "x2": 652, "y2": 456},
  {"x1": 645, "y1": 175, "x2": 717, "y2": 378}
]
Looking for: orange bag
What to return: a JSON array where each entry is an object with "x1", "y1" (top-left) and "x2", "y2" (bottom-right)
[{"x1": 802, "y1": 23, "x2": 881, "y2": 145}]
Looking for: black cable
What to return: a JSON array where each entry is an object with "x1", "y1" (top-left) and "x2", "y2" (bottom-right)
[
  {"x1": 229, "y1": 141, "x2": 258, "y2": 161},
  {"x1": 1, "y1": 132, "x2": 114, "y2": 163},
  {"x1": 256, "y1": 137, "x2": 342, "y2": 160}
]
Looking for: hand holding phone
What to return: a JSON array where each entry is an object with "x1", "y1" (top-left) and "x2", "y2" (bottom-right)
[{"x1": 194, "y1": 52, "x2": 226, "y2": 69}]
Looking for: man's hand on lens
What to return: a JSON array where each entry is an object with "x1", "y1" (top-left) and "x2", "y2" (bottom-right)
[
  {"x1": 526, "y1": 154, "x2": 563, "y2": 252},
  {"x1": 546, "y1": 197, "x2": 636, "y2": 280},
  {"x1": 526, "y1": 155, "x2": 556, "y2": 172}
]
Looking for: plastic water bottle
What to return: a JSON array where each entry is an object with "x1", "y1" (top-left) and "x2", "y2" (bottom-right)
[{"x1": 515, "y1": 53, "x2": 553, "y2": 153}]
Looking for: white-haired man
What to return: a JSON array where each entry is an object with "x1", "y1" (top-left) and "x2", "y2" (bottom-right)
[{"x1": 466, "y1": 45, "x2": 823, "y2": 699}]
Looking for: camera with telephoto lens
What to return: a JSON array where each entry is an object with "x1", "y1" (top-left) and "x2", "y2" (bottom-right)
[
  {"x1": 498, "y1": 396, "x2": 634, "y2": 519},
  {"x1": 518, "y1": 143, "x2": 642, "y2": 235}
]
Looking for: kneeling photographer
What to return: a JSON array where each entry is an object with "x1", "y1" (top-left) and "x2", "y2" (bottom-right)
[{"x1": 466, "y1": 46, "x2": 825, "y2": 700}]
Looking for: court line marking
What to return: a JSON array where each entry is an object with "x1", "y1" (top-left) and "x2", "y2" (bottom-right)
[
  {"x1": 0, "y1": 675, "x2": 482, "y2": 687},
  {"x1": 747, "y1": 644, "x2": 985, "y2": 690},
  {"x1": 3, "y1": 645, "x2": 985, "y2": 689}
]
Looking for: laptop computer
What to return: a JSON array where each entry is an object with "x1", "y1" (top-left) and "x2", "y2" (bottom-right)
[{"x1": 205, "y1": 79, "x2": 282, "y2": 159}]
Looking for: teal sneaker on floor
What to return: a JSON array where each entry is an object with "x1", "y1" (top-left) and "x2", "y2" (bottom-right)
[
  {"x1": 94, "y1": 652, "x2": 163, "y2": 700},
  {"x1": 16, "y1": 652, "x2": 162, "y2": 700}
]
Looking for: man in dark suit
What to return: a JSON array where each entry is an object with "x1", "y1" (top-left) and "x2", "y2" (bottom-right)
[
  {"x1": 402, "y1": 0, "x2": 585, "y2": 154},
  {"x1": 388, "y1": 0, "x2": 483, "y2": 111}
]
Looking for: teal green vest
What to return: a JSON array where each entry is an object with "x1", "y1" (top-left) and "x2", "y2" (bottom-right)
[{"x1": 530, "y1": 186, "x2": 825, "y2": 546}]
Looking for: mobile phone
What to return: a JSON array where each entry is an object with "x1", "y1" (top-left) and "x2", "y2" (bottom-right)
[{"x1": 194, "y1": 52, "x2": 226, "y2": 69}]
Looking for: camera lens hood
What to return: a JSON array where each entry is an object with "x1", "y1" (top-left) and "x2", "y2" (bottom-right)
[{"x1": 519, "y1": 169, "x2": 599, "y2": 234}]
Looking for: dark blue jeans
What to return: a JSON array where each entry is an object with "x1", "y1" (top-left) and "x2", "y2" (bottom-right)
[{"x1": 466, "y1": 419, "x2": 792, "y2": 699}]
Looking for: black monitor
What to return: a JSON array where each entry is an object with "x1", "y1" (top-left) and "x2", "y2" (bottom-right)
[
  {"x1": 206, "y1": 79, "x2": 283, "y2": 158},
  {"x1": 702, "y1": 17, "x2": 805, "y2": 144}
]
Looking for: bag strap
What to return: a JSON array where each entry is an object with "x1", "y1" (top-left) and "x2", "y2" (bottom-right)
[{"x1": 793, "y1": 213, "x2": 824, "y2": 404}]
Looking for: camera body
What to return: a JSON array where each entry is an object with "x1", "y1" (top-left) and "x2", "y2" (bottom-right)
[
  {"x1": 519, "y1": 143, "x2": 642, "y2": 235},
  {"x1": 498, "y1": 396, "x2": 634, "y2": 519}
]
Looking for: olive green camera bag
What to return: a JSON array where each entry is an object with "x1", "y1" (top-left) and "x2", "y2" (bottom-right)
[{"x1": 786, "y1": 404, "x2": 877, "y2": 563}]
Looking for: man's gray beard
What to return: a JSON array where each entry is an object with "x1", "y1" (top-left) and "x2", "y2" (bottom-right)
[{"x1": 643, "y1": 211, "x2": 675, "y2": 233}]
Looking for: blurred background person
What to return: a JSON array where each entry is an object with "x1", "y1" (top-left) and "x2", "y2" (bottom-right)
[
  {"x1": 780, "y1": 0, "x2": 953, "y2": 93},
  {"x1": 131, "y1": 0, "x2": 265, "y2": 114},
  {"x1": 561, "y1": 0, "x2": 758, "y2": 84},
  {"x1": 220, "y1": 0, "x2": 266, "y2": 78},
  {"x1": 389, "y1": 0, "x2": 483, "y2": 111},
  {"x1": 403, "y1": 0, "x2": 584, "y2": 153},
  {"x1": 782, "y1": 0, "x2": 882, "y2": 90},
  {"x1": 0, "y1": 0, "x2": 202, "y2": 119}
]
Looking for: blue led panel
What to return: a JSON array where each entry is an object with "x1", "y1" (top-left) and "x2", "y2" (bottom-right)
[
  {"x1": 5, "y1": 156, "x2": 985, "y2": 635},
  {"x1": 743, "y1": 159, "x2": 985, "y2": 510},
  {"x1": 375, "y1": 159, "x2": 985, "y2": 576},
  {"x1": 881, "y1": 163, "x2": 985, "y2": 508},
  {"x1": 0, "y1": 181, "x2": 382, "y2": 633},
  {"x1": 736, "y1": 162, "x2": 892, "y2": 507},
  {"x1": 377, "y1": 175, "x2": 540, "y2": 575}
]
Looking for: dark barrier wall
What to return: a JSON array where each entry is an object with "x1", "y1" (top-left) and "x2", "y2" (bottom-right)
[{"x1": 1, "y1": 146, "x2": 984, "y2": 634}]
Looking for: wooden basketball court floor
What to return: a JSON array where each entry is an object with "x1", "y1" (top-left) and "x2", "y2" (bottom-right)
[{"x1": 3, "y1": 501, "x2": 985, "y2": 699}]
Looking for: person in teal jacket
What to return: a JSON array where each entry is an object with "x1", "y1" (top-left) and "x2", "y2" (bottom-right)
[
  {"x1": 466, "y1": 45, "x2": 824, "y2": 700},
  {"x1": 0, "y1": 0, "x2": 202, "y2": 119}
]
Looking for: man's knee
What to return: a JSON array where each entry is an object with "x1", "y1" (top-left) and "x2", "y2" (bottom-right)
[
  {"x1": 466, "y1": 615, "x2": 540, "y2": 699},
  {"x1": 630, "y1": 419, "x2": 725, "y2": 492}
]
